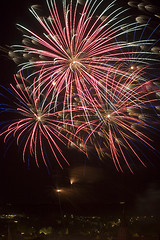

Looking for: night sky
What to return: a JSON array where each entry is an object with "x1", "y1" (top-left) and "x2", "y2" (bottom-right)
[{"x1": 0, "y1": 0, "x2": 160, "y2": 216}]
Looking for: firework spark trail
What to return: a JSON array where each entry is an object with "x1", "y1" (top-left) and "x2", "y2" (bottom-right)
[
  {"x1": 0, "y1": 71, "x2": 86, "y2": 169},
  {"x1": 116, "y1": 19, "x2": 160, "y2": 70}
]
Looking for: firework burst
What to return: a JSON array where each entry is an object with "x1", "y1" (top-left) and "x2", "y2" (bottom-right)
[
  {"x1": 0, "y1": 71, "x2": 85, "y2": 169},
  {"x1": 9, "y1": 0, "x2": 158, "y2": 116},
  {"x1": 72, "y1": 66, "x2": 160, "y2": 173}
]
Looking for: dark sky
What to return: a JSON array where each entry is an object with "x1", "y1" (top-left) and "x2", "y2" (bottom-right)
[{"x1": 0, "y1": 0, "x2": 160, "y2": 216}]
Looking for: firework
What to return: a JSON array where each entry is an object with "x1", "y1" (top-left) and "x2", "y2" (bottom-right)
[
  {"x1": 72, "y1": 66, "x2": 160, "y2": 173},
  {"x1": 1, "y1": 0, "x2": 160, "y2": 172},
  {"x1": 0, "y1": 71, "x2": 85, "y2": 169},
  {"x1": 9, "y1": 0, "x2": 157, "y2": 115}
]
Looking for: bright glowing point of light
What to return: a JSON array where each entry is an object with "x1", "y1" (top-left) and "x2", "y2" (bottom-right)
[
  {"x1": 52, "y1": 81, "x2": 56, "y2": 86},
  {"x1": 107, "y1": 114, "x2": 111, "y2": 118},
  {"x1": 37, "y1": 116, "x2": 41, "y2": 121},
  {"x1": 131, "y1": 66, "x2": 134, "y2": 70},
  {"x1": 56, "y1": 189, "x2": 62, "y2": 193},
  {"x1": 70, "y1": 57, "x2": 80, "y2": 70},
  {"x1": 70, "y1": 178, "x2": 75, "y2": 185}
]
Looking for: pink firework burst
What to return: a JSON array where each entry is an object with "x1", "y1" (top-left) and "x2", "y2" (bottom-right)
[
  {"x1": 0, "y1": 70, "x2": 85, "y2": 169},
  {"x1": 10, "y1": 0, "x2": 149, "y2": 115},
  {"x1": 73, "y1": 66, "x2": 160, "y2": 173}
]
